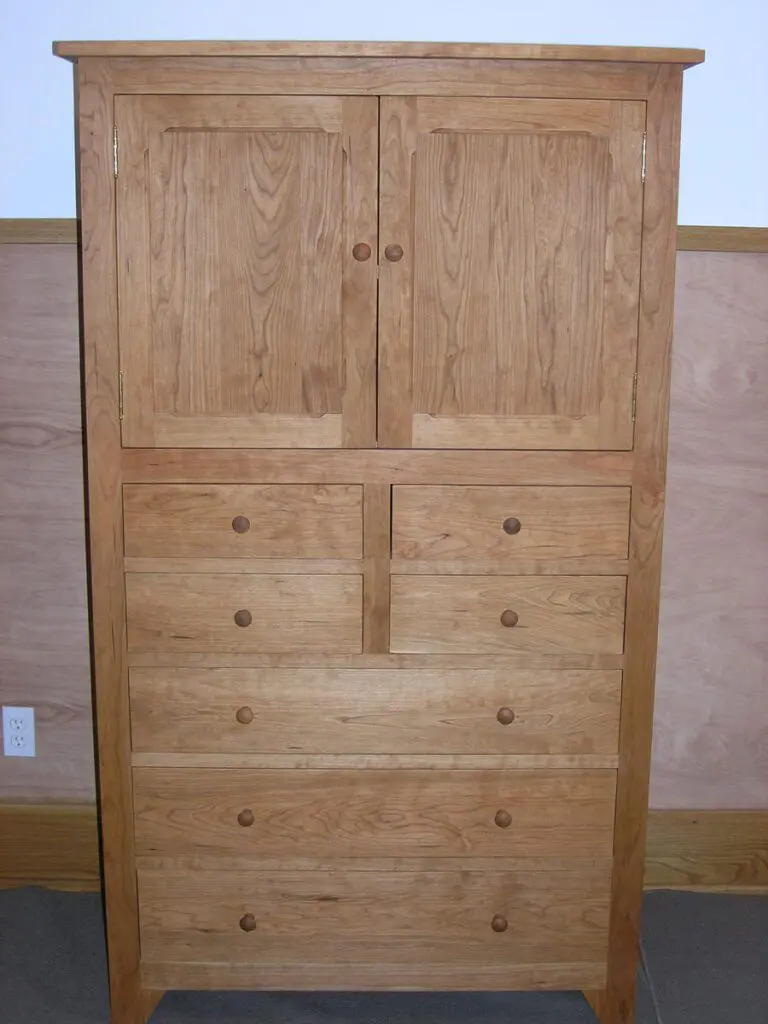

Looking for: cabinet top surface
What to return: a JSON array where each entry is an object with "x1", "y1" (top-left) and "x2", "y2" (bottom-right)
[{"x1": 52, "y1": 39, "x2": 704, "y2": 66}]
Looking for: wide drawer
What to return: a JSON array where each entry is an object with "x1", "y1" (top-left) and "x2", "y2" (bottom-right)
[
  {"x1": 132, "y1": 768, "x2": 617, "y2": 858},
  {"x1": 390, "y1": 576, "x2": 626, "y2": 654},
  {"x1": 393, "y1": 486, "x2": 630, "y2": 562},
  {"x1": 125, "y1": 573, "x2": 362, "y2": 653},
  {"x1": 123, "y1": 484, "x2": 363, "y2": 558},
  {"x1": 129, "y1": 668, "x2": 621, "y2": 755},
  {"x1": 137, "y1": 863, "x2": 610, "y2": 985}
]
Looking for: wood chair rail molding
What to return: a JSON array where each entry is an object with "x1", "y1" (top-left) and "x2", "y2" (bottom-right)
[{"x1": 3, "y1": 220, "x2": 767, "y2": 251}]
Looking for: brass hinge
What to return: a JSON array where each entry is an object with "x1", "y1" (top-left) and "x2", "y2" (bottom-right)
[
  {"x1": 113, "y1": 125, "x2": 119, "y2": 178},
  {"x1": 631, "y1": 372, "x2": 638, "y2": 423},
  {"x1": 118, "y1": 370, "x2": 124, "y2": 421},
  {"x1": 641, "y1": 131, "x2": 647, "y2": 184}
]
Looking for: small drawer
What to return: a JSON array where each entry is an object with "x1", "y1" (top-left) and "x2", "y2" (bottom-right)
[
  {"x1": 392, "y1": 486, "x2": 630, "y2": 564},
  {"x1": 390, "y1": 576, "x2": 626, "y2": 654},
  {"x1": 123, "y1": 484, "x2": 363, "y2": 559},
  {"x1": 137, "y1": 863, "x2": 610, "y2": 984},
  {"x1": 125, "y1": 573, "x2": 362, "y2": 654},
  {"x1": 132, "y1": 768, "x2": 617, "y2": 859},
  {"x1": 129, "y1": 667, "x2": 621, "y2": 755}
]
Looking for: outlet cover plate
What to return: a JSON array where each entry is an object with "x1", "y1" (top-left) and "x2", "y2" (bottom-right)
[{"x1": 2, "y1": 706, "x2": 36, "y2": 757}]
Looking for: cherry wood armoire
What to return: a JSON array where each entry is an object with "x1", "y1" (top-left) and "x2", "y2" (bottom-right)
[{"x1": 55, "y1": 40, "x2": 703, "y2": 1024}]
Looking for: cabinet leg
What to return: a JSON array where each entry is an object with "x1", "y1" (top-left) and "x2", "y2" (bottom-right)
[
  {"x1": 109, "y1": 983, "x2": 164, "y2": 1023},
  {"x1": 584, "y1": 982, "x2": 635, "y2": 1024}
]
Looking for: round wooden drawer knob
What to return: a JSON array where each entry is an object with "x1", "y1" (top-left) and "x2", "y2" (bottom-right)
[
  {"x1": 235, "y1": 706, "x2": 254, "y2": 725},
  {"x1": 239, "y1": 913, "x2": 257, "y2": 933},
  {"x1": 491, "y1": 914, "x2": 509, "y2": 933},
  {"x1": 232, "y1": 515, "x2": 251, "y2": 534},
  {"x1": 497, "y1": 707, "x2": 516, "y2": 726},
  {"x1": 237, "y1": 808, "x2": 255, "y2": 828},
  {"x1": 500, "y1": 609, "x2": 519, "y2": 628},
  {"x1": 234, "y1": 609, "x2": 252, "y2": 628},
  {"x1": 502, "y1": 517, "x2": 522, "y2": 535},
  {"x1": 494, "y1": 809, "x2": 512, "y2": 829},
  {"x1": 352, "y1": 242, "x2": 372, "y2": 262},
  {"x1": 384, "y1": 243, "x2": 404, "y2": 262}
]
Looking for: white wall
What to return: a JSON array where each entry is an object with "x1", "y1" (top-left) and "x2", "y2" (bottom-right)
[{"x1": 0, "y1": 0, "x2": 766, "y2": 223}]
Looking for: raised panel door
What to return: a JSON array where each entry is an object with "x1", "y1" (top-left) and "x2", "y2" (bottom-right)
[
  {"x1": 378, "y1": 97, "x2": 645, "y2": 449},
  {"x1": 116, "y1": 95, "x2": 378, "y2": 448}
]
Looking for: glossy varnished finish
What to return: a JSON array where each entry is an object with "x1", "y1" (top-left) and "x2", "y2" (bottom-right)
[{"x1": 57, "y1": 41, "x2": 699, "y2": 1022}]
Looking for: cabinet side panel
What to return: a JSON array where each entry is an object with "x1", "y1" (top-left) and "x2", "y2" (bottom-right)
[
  {"x1": 76, "y1": 59, "x2": 146, "y2": 1019},
  {"x1": 588, "y1": 65, "x2": 684, "y2": 1024}
]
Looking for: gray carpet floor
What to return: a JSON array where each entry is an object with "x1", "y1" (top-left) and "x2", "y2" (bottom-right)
[{"x1": 0, "y1": 888, "x2": 765, "y2": 1023}]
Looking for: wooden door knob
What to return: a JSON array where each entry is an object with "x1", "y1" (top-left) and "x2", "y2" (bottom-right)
[
  {"x1": 497, "y1": 707, "x2": 516, "y2": 725},
  {"x1": 352, "y1": 242, "x2": 372, "y2": 261},
  {"x1": 500, "y1": 609, "x2": 519, "y2": 628},
  {"x1": 502, "y1": 517, "x2": 521, "y2": 535},
  {"x1": 234, "y1": 609, "x2": 252, "y2": 628},
  {"x1": 494, "y1": 809, "x2": 512, "y2": 829},
  {"x1": 239, "y1": 913, "x2": 257, "y2": 932},
  {"x1": 232, "y1": 515, "x2": 251, "y2": 534},
  {"x1": 384, "y1": 243, "x2": 404, "y2": 262},
  {"x1": 235, "y1": 706, "x2": 254, "y2": 725},
  {"x1": 237, "y1": 808, "x2": 255, "y2": 827},
  {"x1": 491, "y1": 914, "x2": 509, "y2": 933}
]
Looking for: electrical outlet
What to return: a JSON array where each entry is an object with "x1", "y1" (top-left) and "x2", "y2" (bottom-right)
[{"x1": 2, "y1": 706, "x2": 36, "y2": 757}]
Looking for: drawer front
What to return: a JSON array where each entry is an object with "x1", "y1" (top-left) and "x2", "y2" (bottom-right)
[
  {"x1": 123, "y1": 484, "x2": 363, "y2": 559},
  {"x1": 130, "y1": 668, "x2": 621, "y2": 755},
  {"x1": 393, "y1": 486, "x2": 630, "y2": 562},
  {"x1": 390, "y1": 576, "x2": 626, "y2": 654},
  {"x1": 137, "y1": 864, "x2": 610, "y2": 973},
  {"x1": 125, "y1": 573, "x2": 362, "y2": 653},
  {"x1": 133, "y1": 768, "x2": 616, "y2": 858}
]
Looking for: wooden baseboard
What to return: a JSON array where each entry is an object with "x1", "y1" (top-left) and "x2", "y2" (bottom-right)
[
  {"x1": 1, "y1": 804, "x2": 765, "y2": 893},
  {"x1": 2, "y1": 219, "x2": 767, "y2": 252},
  {"x1": 0, "y1": 803, "x2": 100, "y2": 891},
  {"x1": 644, "y1": 810, "x2": 768, "y2": 890}
]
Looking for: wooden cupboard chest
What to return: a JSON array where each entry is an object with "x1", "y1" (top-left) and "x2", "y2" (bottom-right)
[{"x1": 54, "y1": 39, "x2": 704, "y2": 1024}]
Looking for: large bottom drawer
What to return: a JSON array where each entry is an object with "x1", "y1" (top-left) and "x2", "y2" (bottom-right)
[{"x1": 138, "y1": 863, "x2": 610, "y2": 991}]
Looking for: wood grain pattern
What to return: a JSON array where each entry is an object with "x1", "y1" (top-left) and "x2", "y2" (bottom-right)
[
  {"x1": 378, "y1": 97, "x2": 643, "y2": 449},
  {"x1": 644, "y1": 811, "x2": 768, "y2": 889},
  {"x1": 116, "y1": 94, "x2": 376, "y2": 448},
  {"x1": 390, "y1": 576, "x2": 627, "y2": 654},
  {"x1": 136, "y1": 863, "x2": 610, "y2": 969},
  {"x1": 121, "y1": 448, "x2": 635, "y2": 484},
  {"x1": 90, "y1": 56, "x2": 661, "y2": 101},
  {"x1": 0, "y1": 804, "x2": 99, "y2": 890},
  {"x1": 677, "y1": 226, "x2": 768, "y2": 252},
  {"x1": 652, "y1": 252, "x2": 768, "y2": 809},
  {"x1": 0, "y1": 219, "x2": 78, "y2": 243},
  {"x1": 133, "y1": 768, "x2": 617, "y2": 858},
  {"x1": 131, "y1": 753, "x2": 620, "y2": 770},
  {"x1": 123, "y1": 558, "x2": 362, "y2": 574},
  {"x1": 391, "y1": 559, "x2": 629, "y2": 576},
  {"x1": 125, "y1": 573, "x2": 363, "y2": 653},
  {"x1": 392, "y1": 486, "x2": 630, "y2": 562},
  {"x1": 123, "y1": 484, "x2": 363, "y2": 559},
  {"x1": 127, "y1": 651, "x2": 626, "y2": 671},
  {"x1": 0, "y1": 244, "x2": 93, "y2": 802},
  {"x1": 589, "y1": 65, "x2": 684, "y2": 1024},
  {"x1": 362, "y1": 484, "x2": 391, "y2": 652},
  {"x1": 128, "y1": 667, "x2": 621, "y2": 755},
  {"x1": 142, "y1": 956, "x2": 608, "y2": 993},
  {"x1": 53, "y1": 41, "x2": 704, "y2": 62},
  {"x1": 75, "y1": 57, "x2": 148, "y2": 1024}
]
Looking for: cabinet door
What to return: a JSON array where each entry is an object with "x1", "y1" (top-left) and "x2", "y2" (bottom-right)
[
  {"x1": 378, "y1": 97, "x2": 645, "y2": 449},
  {"x1": 116, "y1": 96, "x2": 377, "y2": 448}
]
